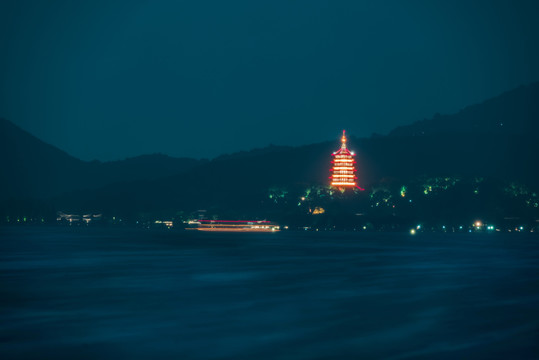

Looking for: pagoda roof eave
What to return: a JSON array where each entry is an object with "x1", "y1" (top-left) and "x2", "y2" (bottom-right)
[{"x1": 334, "y1": 148, "x2": 352, "y2": 155}]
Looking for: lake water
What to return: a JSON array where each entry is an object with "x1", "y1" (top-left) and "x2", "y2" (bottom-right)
[{"x1": 1, "y1": 227, "x2": 538, "y2": 359}]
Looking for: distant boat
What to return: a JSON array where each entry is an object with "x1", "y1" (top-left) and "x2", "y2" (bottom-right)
[{"x1": 186, "y1": 220, "x2": 280, "y2": 232}]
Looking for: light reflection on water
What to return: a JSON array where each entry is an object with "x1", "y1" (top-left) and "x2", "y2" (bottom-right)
[{"x1": 0, "y1": 227, "x2": 538, "y2": 359}]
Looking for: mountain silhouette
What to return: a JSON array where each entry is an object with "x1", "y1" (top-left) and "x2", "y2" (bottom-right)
[
  {"x1": 2, "y1": 82, "x2": 539, "y2": 216},
  {"x1": 388, "y1": 82, "x2": 539, "y2": 137},
  {"x1": 0, "y1": 118, "x2": 206, "y2": 200}
]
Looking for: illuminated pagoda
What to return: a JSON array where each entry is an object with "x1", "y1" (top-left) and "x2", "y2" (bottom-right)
[{"x1": 330, "y1": 130, "x2": 360, "y2": 189}]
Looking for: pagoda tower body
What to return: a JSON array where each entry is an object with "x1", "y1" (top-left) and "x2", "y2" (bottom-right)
[{"x1": 330, "y1": 130, "x2": 358, "y2": 188}]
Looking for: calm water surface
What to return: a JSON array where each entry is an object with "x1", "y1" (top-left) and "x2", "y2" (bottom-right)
[{"x1": 1, "y1": 227, "x2": 538, "y2": 359}]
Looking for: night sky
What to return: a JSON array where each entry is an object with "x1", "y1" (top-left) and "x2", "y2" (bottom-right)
[{"x1": 1, "y1": 0, "x2": 539, "y2": 161}]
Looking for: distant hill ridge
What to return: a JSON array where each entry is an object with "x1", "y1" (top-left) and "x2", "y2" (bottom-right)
[
  {"x1": 0, "y1": 118, "x2": 206, "y2": 200},
  {"x1": 388, "y1": 82, "x2": 539, "y2": 137},
  {"x1": 1, "y1": 81, "x2": 539, "y2": 205}
]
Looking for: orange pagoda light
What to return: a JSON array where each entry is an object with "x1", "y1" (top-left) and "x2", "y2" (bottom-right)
[{"x1": 330, "y1": 130, "x2": 363, "y2": 190}]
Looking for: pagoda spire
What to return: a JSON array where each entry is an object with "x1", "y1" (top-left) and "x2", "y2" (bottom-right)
[{"x1": 341, "y1": 130, "x2": 347, "y2": 150}]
